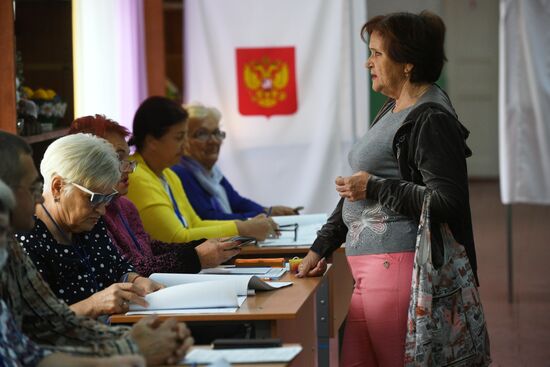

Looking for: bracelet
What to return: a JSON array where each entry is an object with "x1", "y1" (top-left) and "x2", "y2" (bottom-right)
[{"x1": 131, "y1": 275, "x2": 142, "y2": 283}]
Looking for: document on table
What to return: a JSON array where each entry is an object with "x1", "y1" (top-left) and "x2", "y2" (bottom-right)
[
  {"x1": 126, "y1": 296, "x2": 247, "y2": 315},
  {"x1": 200, "y1": 266, "x2": 287, "y2": 279},
  {"x1": 149, "y1": 273, "x2": 292, "y2": 296},
  {"x1": 127, "y1": 279, "x2": 239, "y2": 314},
  {"x1": 181, "y1": 345, "x2": 303, "y2": 364},
  {"x1": 260, "y1": 213, "x2": 327, "y2": 247}
]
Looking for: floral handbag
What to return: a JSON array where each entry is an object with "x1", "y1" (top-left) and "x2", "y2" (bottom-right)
[{"x1": 404, "y1": 192, "x2": 491, "y2": 367}]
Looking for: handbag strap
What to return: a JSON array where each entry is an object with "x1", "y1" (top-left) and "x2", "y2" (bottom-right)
[{"x1": 416, "y1": 191, "x2": 432, "y2": 266}]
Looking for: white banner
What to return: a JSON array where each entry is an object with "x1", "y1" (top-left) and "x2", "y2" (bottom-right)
[
  {"x1": 184, "y1": 0, "x2": 368, "y2": 214},
  {"x1": 499, "y1": 0, "x2": 550, "y2": 204}
]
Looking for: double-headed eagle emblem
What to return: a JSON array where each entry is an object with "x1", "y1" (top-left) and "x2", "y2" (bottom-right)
[{"x1": 243, "y1": 57, "x2": 290, "y2": 108}]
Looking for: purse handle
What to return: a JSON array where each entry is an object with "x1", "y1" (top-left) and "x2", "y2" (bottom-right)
[{"x1": 416, "y1": 191, "x2": 432, "y2": 267}]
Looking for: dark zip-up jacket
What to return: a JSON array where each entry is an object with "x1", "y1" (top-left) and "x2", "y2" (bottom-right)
[{"x1": 310, "y1": 98, "x2": 478, "y2": 283}]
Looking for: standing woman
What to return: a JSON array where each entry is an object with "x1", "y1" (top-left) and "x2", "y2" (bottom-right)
[
  {"x1": 126, "y1": 96, "x2": 277, "y2": 243},
  {"x1": 297, "y1": 11, "x2": 478, "y2": 366}
]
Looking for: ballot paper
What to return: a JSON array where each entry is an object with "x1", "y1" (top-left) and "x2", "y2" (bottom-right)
[
  {"x1": 149, "y1": 273, "x2": 292, "y2": 296},
  {"x1": 200, "y1": 266, "x2": 287, "y2": 279},
  {"x1": 260, "y1": 213, "x2": 328, "y2": 247},
  {"x1": 126, "y1": 296, "x2": 247, "y2": 315},
  {"x1": 182, "y1": 345, "x2": 303, "y2": 364},
  {"x1": 128, "y1": 279, "x2": 239, "y2": 313}
]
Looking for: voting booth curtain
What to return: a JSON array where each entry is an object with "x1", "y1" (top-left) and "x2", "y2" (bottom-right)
[
  {"x1": 184, "y1": 0, "x2": 369, "y2": 214},
  {"x1": 499, "y1": 0, "x2": 550, "y2": 204}
]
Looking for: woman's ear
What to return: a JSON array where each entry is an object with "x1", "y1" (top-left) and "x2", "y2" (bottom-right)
[
  {"x1": 144, "y1": 134, "x2": 157, "y2": 152},
  {"x1": 50, "y1": 176, "x2": 64, "y2": 201},
  {"x1": 404, "y1": 63, "x2": 414, "y2": 76}
]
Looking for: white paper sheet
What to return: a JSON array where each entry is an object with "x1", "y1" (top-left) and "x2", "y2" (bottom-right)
[
  {"x1": 182, "y1": 345, "x2": 303, "y2": 364},
  {"x1": 260, "y1": 213, "x2": 327, "y2": 247},
  {"x1": 129, "y1": 280, "x2": 238, "y2": 312},
  {"x1": 149, "y1": 273, "x2": 292, "y2": 296},
  {"x1": 126, "y1": 296, "x2": 247, "y2": 315},
  {"x1": 200, "y1": 266, "x2": 287, "y2": 279}
]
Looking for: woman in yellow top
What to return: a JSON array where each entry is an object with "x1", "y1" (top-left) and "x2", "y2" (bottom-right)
[{"x1": 127, "y1": 96, "x2": 276, "y2": 243}]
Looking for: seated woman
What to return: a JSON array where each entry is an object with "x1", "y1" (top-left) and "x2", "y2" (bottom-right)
[
  {"x1": 0, "y1": 179, "x2": 145, "y2": 367},
  {"x1": 172, "y1": 102, "x2": 299, "y2": 220},
  {"x1": 126, "y1": 96, "x2": 277, "y2": 243},
  {"x1": 15, "y1": 134, "x2": 162, "y2": 319},
  {"x1": 69, "y1": 115, "x2": 241, "y2": 275}
]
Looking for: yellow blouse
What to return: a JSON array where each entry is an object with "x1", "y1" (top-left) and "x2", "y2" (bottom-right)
[{"x1": 126, "y1": 153, "x2": 238, "y2": 243}]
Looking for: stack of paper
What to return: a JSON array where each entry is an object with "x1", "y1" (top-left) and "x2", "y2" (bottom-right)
[
  {"x1": 126, "y1": 273, "x2": 292, "y2": 315},
  {"x1": 182, "y1": 345, "x2": 303, "y2": 364},
  {"x1": 200, "y1": 266, "x2": 287, "y2": 279},
  {"x1": 260, "y1": 213, "x2": 328, "y2": 247}
]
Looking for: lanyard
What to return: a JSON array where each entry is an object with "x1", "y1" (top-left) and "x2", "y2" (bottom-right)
[
  {"x1": 166, "y1": 184, "x2": 188, "y2": 228},
  {"x1": 117, "y1": 212, "x2": 142, "y2": 252},
  {"x1": 40, "y1": 203, "x2": 100, "y2": 292}
]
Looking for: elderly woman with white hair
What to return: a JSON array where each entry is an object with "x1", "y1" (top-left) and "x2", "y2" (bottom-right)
[
  {"x1": 0, "y1": 178, "x2": 146, "y2": 367},
  {"x1": 172, "y1": 102, "x2": 300, "y2": 220},
  {"x1": 15, "y1": 134, "x2": 162, "y2": 319}
]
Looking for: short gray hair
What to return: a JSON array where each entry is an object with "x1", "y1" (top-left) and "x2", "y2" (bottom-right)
[
  {"x1": 40, "y1": 133, "x2": 121, "y2": 191},
  {"x1": 0, "y1": 131, "x2": 32, "y2": 189},
  {"x1": 184, "y1": 102, "x2": 222, "y2": 123}
]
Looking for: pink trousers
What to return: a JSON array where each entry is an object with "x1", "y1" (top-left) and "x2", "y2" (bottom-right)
[{"x1": 340, "y1": 252, "x2": 414, "y2": 367}]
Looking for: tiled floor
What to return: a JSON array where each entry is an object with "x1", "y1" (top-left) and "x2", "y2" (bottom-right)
[{"x1": 470, "y1": 181, "x2": 550, "y2": 367}]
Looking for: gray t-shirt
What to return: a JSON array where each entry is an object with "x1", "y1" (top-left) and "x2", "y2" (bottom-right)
[{"x1": 343, "y1": 85, "x2": 455, "y2": 256}]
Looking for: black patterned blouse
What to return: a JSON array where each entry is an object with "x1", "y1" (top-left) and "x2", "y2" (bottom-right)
[{"x1": 15, "y1": 218, "x2": 134, "y2": 305}]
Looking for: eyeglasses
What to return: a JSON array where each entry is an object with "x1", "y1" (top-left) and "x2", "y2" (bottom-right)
[
  {"x1": 70, "y1": 182, "x2": 118, "y2": 207},
  {"x1": 278, "y1": 223, "x2": 299, "y2": 242},
  {"x1": 120, "y1": 160, "x2": 137, "y2": 173},
  {"x1": 192, "y1": 129, "x2": 226, "y2": 142}
]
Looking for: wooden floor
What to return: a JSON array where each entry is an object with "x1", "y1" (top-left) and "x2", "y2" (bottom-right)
[{"x1": 471, "y1": 181, "x2": 550, "y2": 367}]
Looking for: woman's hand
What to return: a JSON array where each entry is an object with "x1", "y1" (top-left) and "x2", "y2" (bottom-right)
[
  {"x1": 69, "y1": 283, "x2": 148, "y2": 318},
  {"x1": 132, "y1": 275, "x2": 164, "y2": 294},
  {"x1": 235, "y1": 214, "x2": 278, "y2": 241},
  {"x1": 335, "y1": 171, "x2": 370, "y2": 201},
  {"x1": 130, "y1": 316, "x2": 194, "y2": 366},
  {"x1": 195, "y1": 239, "x2": 241, "y2": 268},
  {"x1": 268, "y1": 205, "x2": 297, "y2": 216},
  {"x1": 296, "y1": 251, "x2": 327, "y2": 278}
]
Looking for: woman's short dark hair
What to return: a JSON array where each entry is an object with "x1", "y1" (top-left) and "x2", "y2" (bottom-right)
[
  {"x1": 130, "y1": 96, "x2": 188, "y2": 151},
  {"x1": 361, "y1": 10, "x2": 447, "y2": 84}
]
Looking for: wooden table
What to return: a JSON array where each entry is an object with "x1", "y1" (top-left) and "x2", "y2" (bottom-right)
[
  {"x1": 239, "y1": 245, "x2": 354, "y2": 367},
  {"x1": 111, "y1": 270, "x2": 330, "y2": 367}
]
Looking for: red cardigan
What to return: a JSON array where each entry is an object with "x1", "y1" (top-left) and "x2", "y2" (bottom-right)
[{"x1": 104, "y1": 196, "x2": 203, "y2": 276}]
